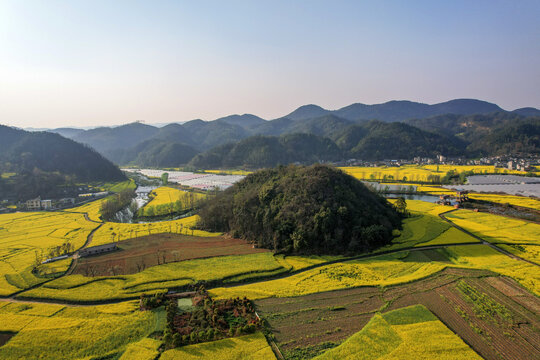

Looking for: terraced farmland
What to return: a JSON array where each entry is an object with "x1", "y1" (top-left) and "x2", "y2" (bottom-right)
[
  {"x1": 256, "y1": 268, "x2": 539, "y2": 360},
  {"x1": 73, "y1": 233, "x2": 269, "y2": 276}
]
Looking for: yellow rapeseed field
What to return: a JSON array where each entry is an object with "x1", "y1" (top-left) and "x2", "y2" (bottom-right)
[
  {"x1": 0, "y1": 300, "x2": 158, "y2": 360},
  {"x1": 444, "y1": 245, "x2": 540, "y2": 295},
  {"x1": 209, "y1": 251, "x2": 446, "y2": 300},
  {"x1": 139, "y1": 187, "x2": 207, "y2": 216},
  {"x1": 211, "y1": 243, "x2": 540, "y2": 300},
  {"x1": 497, "y1": 244, "x2": 540, "y2": 265},
  {"x1": 315, "y1": 305, "x2": 480, "y2": 360},
  {"x1": 21, "y1": 252, "x2": 286, "y2": 302},
  {"x1": 0, "y1": 211, "x2": 97, "y2": 296},
  {"x1": 205, "y1": 169, "x2": 252, "y2": 176},
  {"x1": 160, "y1": 332, "x2": 276, "y2": 360},
  {"x1": 118, "y1": 337, "x2": 161, "y2": 360},
  {"x1": 468, "y1": 193, "x2": 540, "y2": 210},
  {"x1": 340, "y1": 165, "x2": 534, "y2": 183},
  {"x1": 444, "y1": 209, "x2": 540, "y2": 245},
  {"x1": 91, "y1": 215, "x2": 220, "y2": 246}
]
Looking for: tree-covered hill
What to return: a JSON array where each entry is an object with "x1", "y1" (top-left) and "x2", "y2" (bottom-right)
[
  {"x1": 332, "y1": 121, "x2": 466, "y2": 160},
  {"x1": 198, "y1": 165, "x2": 401, "y2": 254},
  {"x1": 188, "y1": 133, "x2": 342, "y2": 169},
  {"x1": 0, "y1": 125, "x2": 124, "y2": 182},
  {"x1": 466, "y1": 118, "x2": 540, "y2": 156},
  {"x1": 109, "y1": 139, "x2": 199, "y2": 167},
  {"x1": 0, "y1": 125, "x2": 125, "y2": 201}
]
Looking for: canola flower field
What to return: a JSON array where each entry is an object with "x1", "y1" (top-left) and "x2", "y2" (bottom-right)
[
  {"x1": 444, "y1": 209, "x2": 540, "y2": 245},
  {"x1": 20, "y1": 252, "x2": 287, "y2": 302},
  {"x1": 139, "y1": 186, "x2": 207, "y2": 217},
  {"x1": 315, "y1": 305, "x2": 481, "y2": 360},
  {"x1": 0, "y1": 212, "x2": 98, "y2": 296},
  {"x1": 467, "y1": 193, "x2": 540, "y2": 210},
  {"x1": 0, "y1": 300, "x2": 159, "y2": 360},
  {"x1": 91, "y1": 215, "x2": 220, "y2": 246},
  {"x1": 210, "y1": 244, "x2": 540, "y2": 300},
  {"x1": 160, "y1": 332, "x2": 276, "y2": 360},
  {"x1": 340, "y1": 165, "x2": 538, "y2": 183}
]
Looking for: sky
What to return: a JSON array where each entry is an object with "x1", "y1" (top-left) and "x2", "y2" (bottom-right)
[{"x1": 0, "y1": 0, "x2": 539, "y2": 128}]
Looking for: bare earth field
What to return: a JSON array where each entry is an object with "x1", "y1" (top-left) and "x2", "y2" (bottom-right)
[
  {"x1": 73, "y1": 233, "x2": 269, "y2": 276},
  {"x1": 256, "y1": 267, "x2": 540, "y2": 360}
]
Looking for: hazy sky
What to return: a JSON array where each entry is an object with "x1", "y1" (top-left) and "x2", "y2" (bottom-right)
[{"x1": 1, "y1": 0, "x2": 539, "y2": 128}]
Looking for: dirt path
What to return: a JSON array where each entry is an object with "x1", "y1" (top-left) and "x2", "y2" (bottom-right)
[{"x1": 65, "y1": 222, "x2": 103, "y2": 276}]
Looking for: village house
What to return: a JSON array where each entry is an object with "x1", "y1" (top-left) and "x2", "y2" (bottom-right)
[
  {"x1": 25, "y1": 197, "x2": 52, "y2": 210},
  {"x1": 79, "y1": 243, "x2": 118, "y2": 257}
]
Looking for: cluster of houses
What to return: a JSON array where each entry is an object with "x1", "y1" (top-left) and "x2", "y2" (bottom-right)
[{"x1": 340, "y1": 155, "x2": 539, "y2": 171}]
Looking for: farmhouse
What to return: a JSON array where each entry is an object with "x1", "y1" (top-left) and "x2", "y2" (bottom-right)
[
  {"x1": 26, "y1": 197, "x2": 52, "y2": 210},
  {"x1": 79, "y1": 243, "x2": 118, "y2": 257}
]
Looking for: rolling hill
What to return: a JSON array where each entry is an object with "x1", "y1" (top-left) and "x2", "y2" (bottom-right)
[{"x1": 0, "y1": 125, "x2": 125, "y2": 200}]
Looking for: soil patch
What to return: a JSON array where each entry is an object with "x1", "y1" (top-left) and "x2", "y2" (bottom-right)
[
  {"x1": 73, "y1": 233, "x2": 269, "y2": 276},
  {"x1": 256, "y1": 268, "x2": 540, "y2": 360},
  {"x1": 0, "y1": 332, "x2": 15, "y2": 347}
]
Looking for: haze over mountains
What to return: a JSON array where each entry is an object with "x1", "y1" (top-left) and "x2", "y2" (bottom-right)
[{"x1": 40, "y1": 98, "x2": 540, "y2": 169}]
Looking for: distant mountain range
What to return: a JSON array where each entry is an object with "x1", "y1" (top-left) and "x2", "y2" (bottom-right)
[{"x1": 38, "y1": 98, "x2": 539, "y2": 169}]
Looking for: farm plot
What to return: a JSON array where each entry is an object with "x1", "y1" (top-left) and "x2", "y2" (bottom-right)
[
  {"x1": 68, "y1": 197, "x2": 107, "y2": 222},
  {"x1": 160, "y1": 332, "x2": 276, "y2": 360},
  {"x1": 443, "y1": 245, "x2": 540, "y2": 295},
  {"x1": 90, "y1": 215, "x2": 221, "y2": 246},
  {"x1": 444, "y1": 209, "x2": 540, "y2": 245},
  {"x1": 210, "y1": 251, "x2": 448, "y2": 300},
  {"x1": 256, "y1": 267, "x2": 540, "y2": 360},
  {"x1": 20, "y1": 252, "x2": 289, "y2": 302},
  {"x1": 340, "y1": 165, "x2": 529, "y2": 183},
  {"x1": 0, "y1": 211, "x2": 97, "y2": 296},
  {"x1": 139, "y1": 186, "x2": 207, "y2": 217},
  {"x1": 314, "y1": 305, "x2": 480, "y2": 360},
  {"x1": 468, "y1": 193, "x2": 540, "y2": 211},
  {"x1": 73, "y1": 233, "x2": 269, "y2": 276},
  {"x1": 497, "y1": 244, "x2": 540, "y2": 265},
  {"x1": 0, "y1": 300, "x2": 160, "y2": 360},
  {"x1": 379, "y1": 200, "x2": 478, "y2": 251}
]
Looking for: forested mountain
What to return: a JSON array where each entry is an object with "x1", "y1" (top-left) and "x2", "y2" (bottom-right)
[
  {"x1": 49, "y1": 127, "x2": 85, "y2": 138},
  {"x1": 404, "y1": 112, "x2": 539, "y2": 143},
  {"x1": 71, "y1": 122, "x2": 159, "y2": 159},
  {"x1": 282, "y1": 99, "x2": 504, "y2": 122},
  {"x1": 48, "y1": 99, "x2": 540, "y2": 168},
  {"x1": 0, "y1": 125, "x2": 125, "y2": 200},
  {"x1": 198, "y1": 164, "x2": 401, "y2": 254},
  {"x1": 332, "y1": 121, "x2": 466, "y2": 160},
  {"x1": 189, "y1": 133, "x2": 342, "y2": 169},
  {"x1": 466, "y1": 118, "x2": 540, "y2": 156},
  {"x1": 109, "y1": 139, "x2": 199, "y2": 167},
  {"x1": 512, "y1": 107, "x2": 540, "y2": 117}
]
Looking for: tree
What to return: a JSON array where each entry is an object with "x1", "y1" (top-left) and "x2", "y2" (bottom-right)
[
  {"x1": 395, "y1": 197, "x2": 407, "y2": 215},
  {"x1": 161, "y1": 172, "x2": 169, "y2": 185}
]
